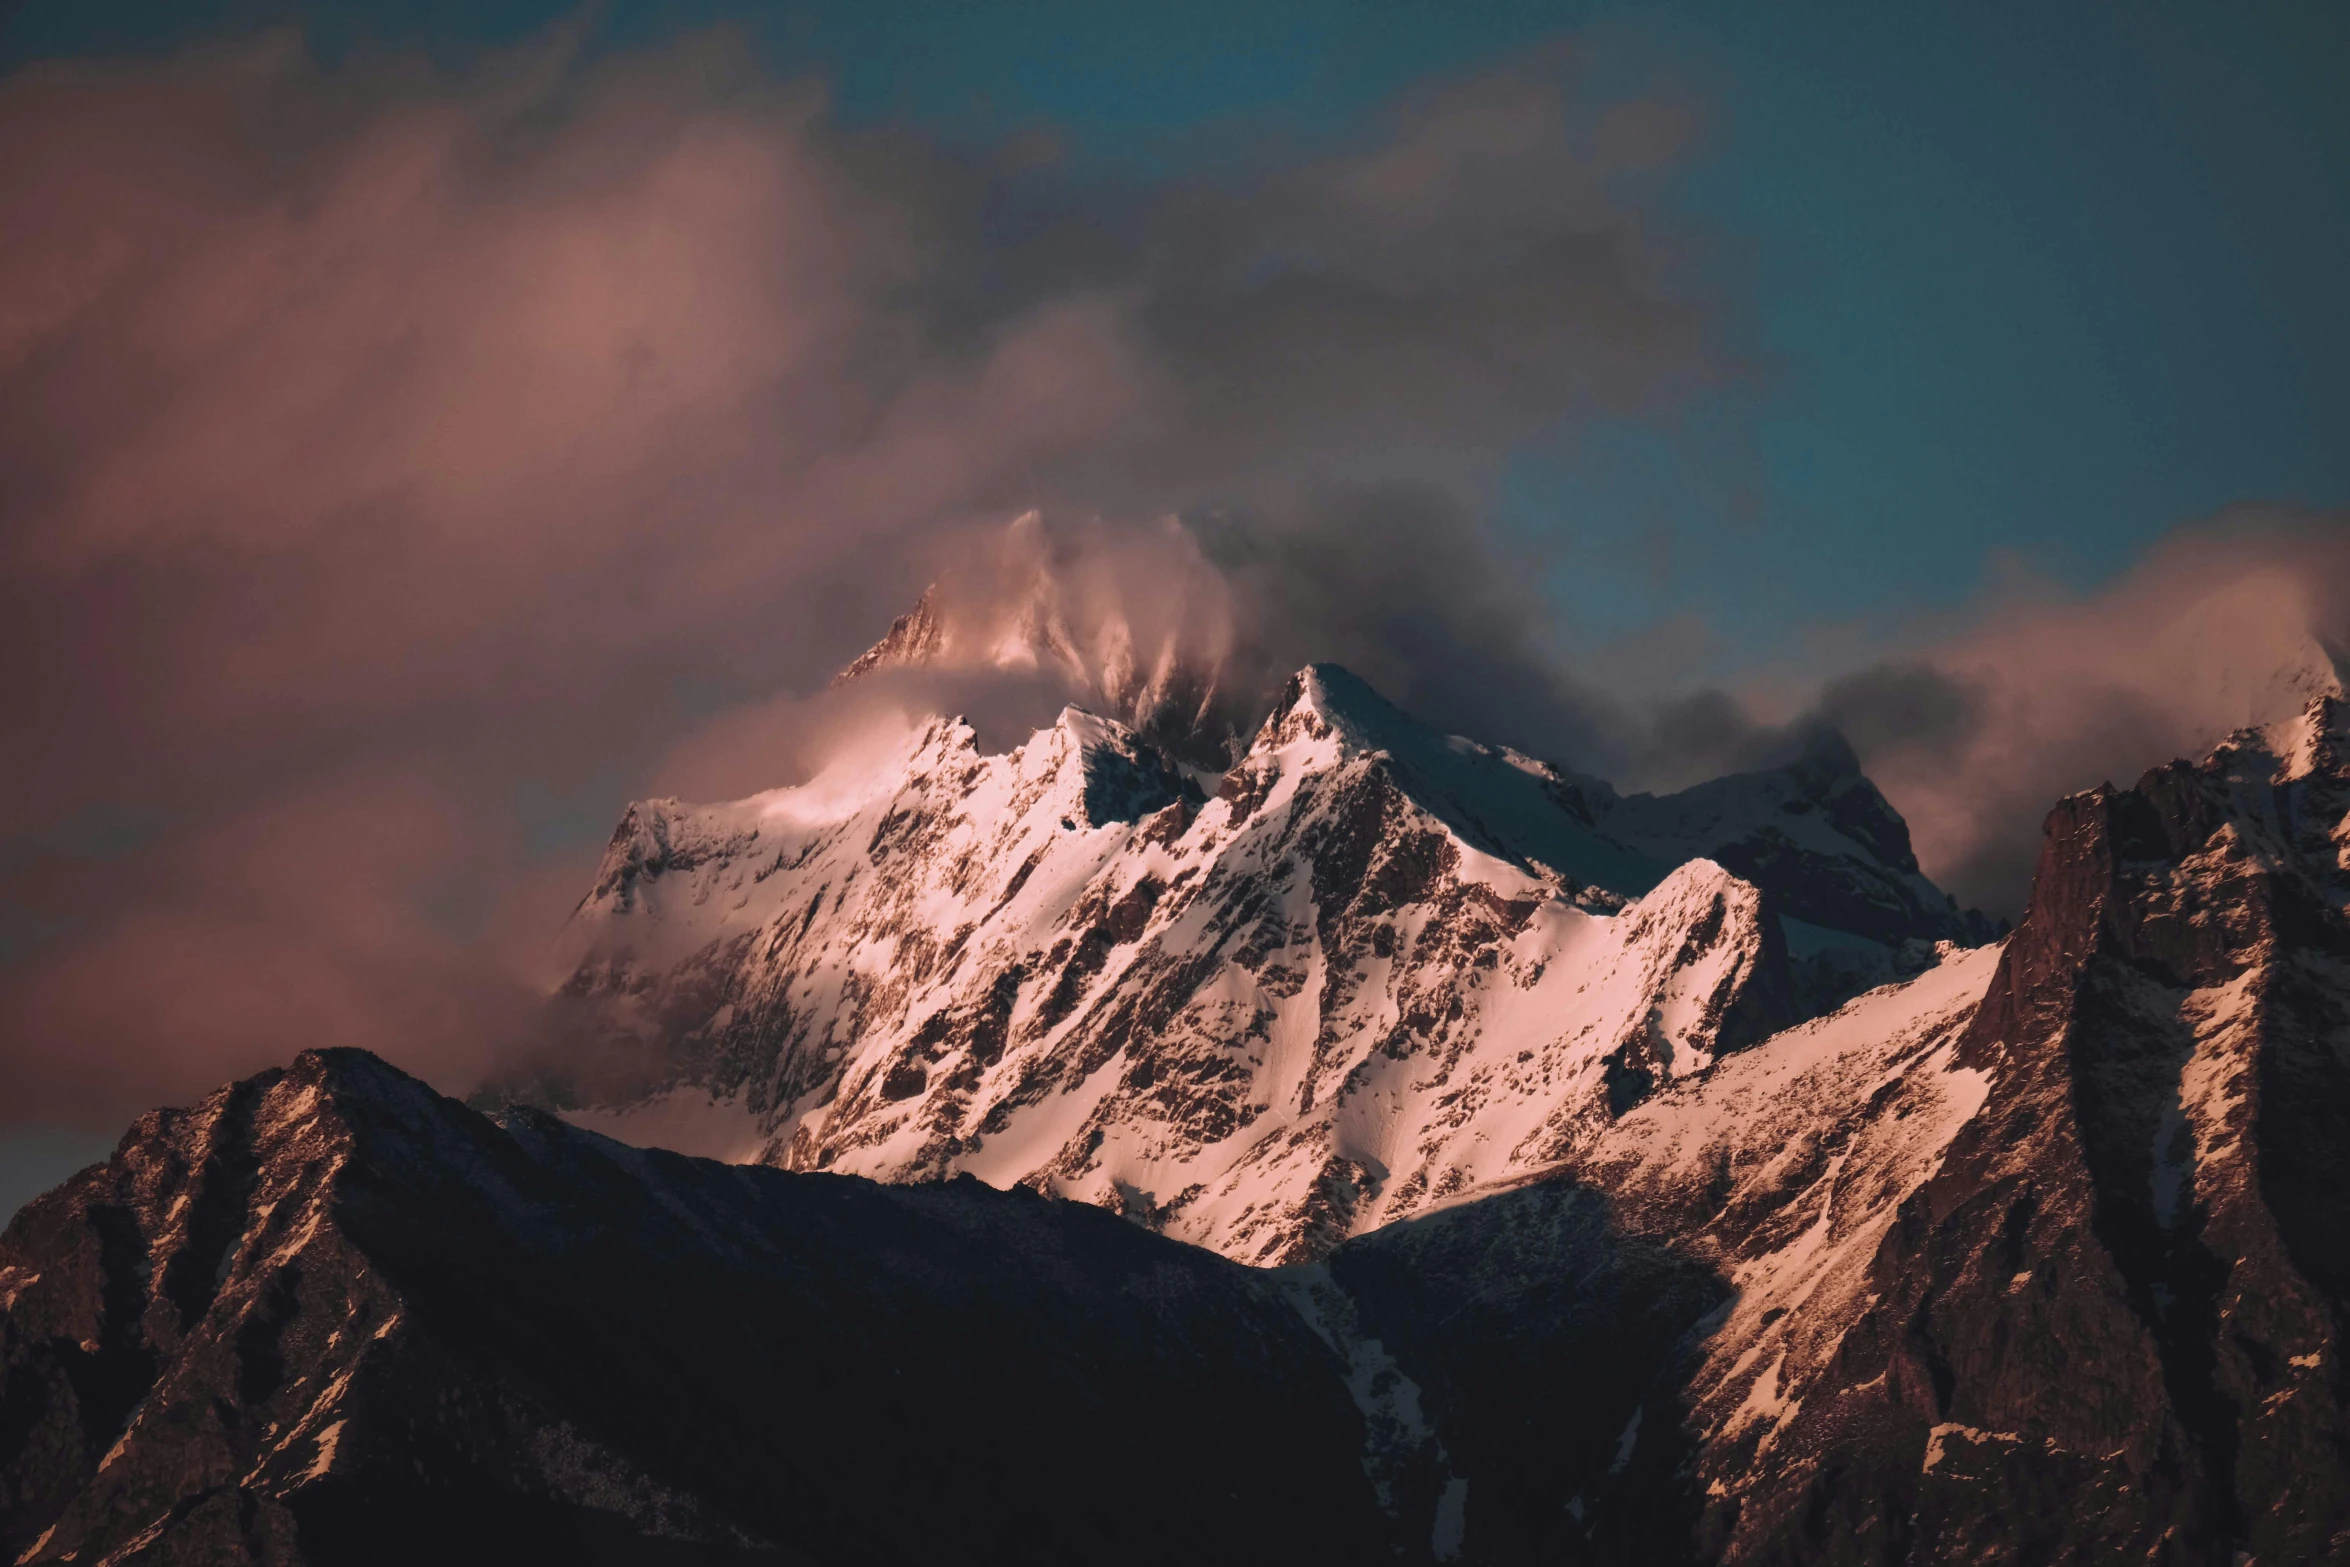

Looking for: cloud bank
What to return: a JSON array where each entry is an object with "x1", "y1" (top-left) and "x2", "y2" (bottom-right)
[
  {"x1": 1813, "y1": 516, "x2": 2350, "y2": 912},
  {"x1": 2, "y1": 24, "x2": 2341, "y2": 1134},
  {"x1": 0, "y1": 28, "x2": 1727, "y2": 1123}
]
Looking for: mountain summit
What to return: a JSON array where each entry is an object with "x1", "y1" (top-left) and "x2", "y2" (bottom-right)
[{"x1": 535, "y1": 659, "x2": 1987, "y2": 1263}]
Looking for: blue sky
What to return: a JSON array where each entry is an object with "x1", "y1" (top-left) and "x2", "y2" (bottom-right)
[{"x1": 8, "y1": 0, "x2": 2345, "y2": 667}]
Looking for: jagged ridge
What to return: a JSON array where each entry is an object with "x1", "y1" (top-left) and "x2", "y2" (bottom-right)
[{"x1": 542, "y1": 659, "x2": 1995, "y2": 1264}]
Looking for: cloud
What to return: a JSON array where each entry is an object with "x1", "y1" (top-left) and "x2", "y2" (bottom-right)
[
  {"x1": 0, "y1": 27, "x2": 1727, "y2": 1124},
  {"x1": 4, "y1": 21, "x2": 2338, "y2": 1137},
  {"x1": 1829, "y1": 513, "x2": 2350, "y2": 913},
  {"x1": 0, "y1": 768, "x2": 558, "y2": 1118},
  {"x1": 1191, "y1": 486, "x2": 1631, "y2": 767},
  {"x1": 1650, "y1": 511, "x2": 2350, "y2": 918}
]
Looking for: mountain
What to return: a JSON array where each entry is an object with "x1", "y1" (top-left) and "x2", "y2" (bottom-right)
[
  {"x1": 8, "y1": 694, "x2": 2349, "y2": 1563},
  {"x1": 1682, "y1": 692, "x2": 2350, "y2": 1562},
  {"x1": 833, "y1": 551, "x2": 1988, "y2": 959},
  {"x1": 0, "y1": 1050, "x2": 1392, "y2": 1566},
  {"x1": 539, "y1": 662, "x2": 1985, "y2": 1264},
  {"x1": 1354, "y1": 689, "x2": 2350, "y2": 1564},
  {"x1": 1581, "y1": 726, "x2": 2000, "y2": 950},
  {"x1": 0, "y1": 948, "x2": 2099, "y2": 1567}
]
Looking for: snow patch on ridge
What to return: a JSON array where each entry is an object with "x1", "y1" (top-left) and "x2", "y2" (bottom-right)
[{"x1": 1280, "y1": 1266, "x2": 1449, "y2": 1512}]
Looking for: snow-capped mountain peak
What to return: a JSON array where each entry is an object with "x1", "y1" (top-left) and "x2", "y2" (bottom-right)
[
  {"x1": 2260, "y1": 689, "x2": 2349, "y2": 788},
  {"x1": 1219, "y1": 663, "x2": 1664, "y2": 897},
  {"x1": 529, "y1": 656, "x2": 2004, "y2": 1263}
]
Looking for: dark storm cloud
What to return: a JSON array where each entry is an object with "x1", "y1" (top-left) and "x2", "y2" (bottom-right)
[
  {"x1": 0, "y1": 28, "x2": 1728, "y2": 1122},
  {"x1": 1190, "y1": 486, "x2": 1629, "y2": 768},
  {"x1": 1812, "y1": 662, "x2": 1986, "y2": 768}
]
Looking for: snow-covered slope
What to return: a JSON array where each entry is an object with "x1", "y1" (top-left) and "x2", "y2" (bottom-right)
[
  {"x1": 551, "y1": 666, "x2": 1831, "y2": 1262},
  {"x1": 1584, "y1": 941, "x2": 2000, "y2": 1416},
  {"x1": 1318, "y1": 941, "x2": 2007, "y2": 1557}
]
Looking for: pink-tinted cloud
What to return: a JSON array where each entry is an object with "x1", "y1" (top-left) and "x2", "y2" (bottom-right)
[
  {"x1": 1, "y1": 769, "x2": 552, "y2": 1116},
  {"x1": 0, "y1": 29, "x2": 1724, "y2": 1126},
  {"x1": 4, "y1": 24, "x2": 2338, "y2": 1138},
  {"x1": 1825, "y1": 513, "x2": 2350, "y2": 913}
]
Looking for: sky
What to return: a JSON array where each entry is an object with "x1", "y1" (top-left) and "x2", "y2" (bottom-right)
[
  {"x1": 10, "y1": 1, "x2": 2344, "y2": 652},
  {"x1": 1, "y1": 0, "x2": 2345, "y2": 1216}
]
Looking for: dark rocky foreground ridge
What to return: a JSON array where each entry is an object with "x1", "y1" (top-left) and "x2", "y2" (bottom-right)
[
  {"x1": 0, "y1": 1050, "x2": 1395, "y2": 1566},
  {"x1": 7, "y1": 696, "x2": 2350, "y2": 1565}
]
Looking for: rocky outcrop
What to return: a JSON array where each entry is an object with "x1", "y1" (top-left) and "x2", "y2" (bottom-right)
[
  {"x1": 1676, "y1": 696, "x2": 2350, "y2": 1564},
  {"x1": 0, "y1": 1051, "x2": 1390, "y2": 1566}
]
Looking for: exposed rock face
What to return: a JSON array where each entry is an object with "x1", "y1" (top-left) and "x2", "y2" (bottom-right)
[
  {"x1": 1660, "y1": 694, "x2": 2350, "y2": 1564},
  {"x1": 832, "y1": 588, "x2": 951, "y2": 686},
  {"x1": 0, "y1": 1051, "x2": 1391, "y2": 1566},
  {"x1": 545, "y1": 665, "x2": 1842, "y2": 1263}
]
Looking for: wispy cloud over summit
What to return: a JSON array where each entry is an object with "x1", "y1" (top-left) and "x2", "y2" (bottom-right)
[{"x1": 0, "y1": 26, "x2": 1730, "y2": 1121}]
